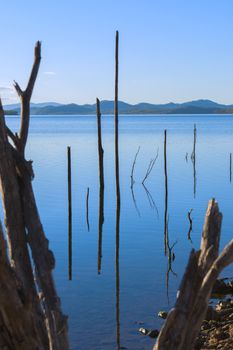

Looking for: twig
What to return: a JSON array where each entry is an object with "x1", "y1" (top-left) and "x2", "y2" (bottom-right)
[{"x1": 142, "y1": 148, "x2": 159, "y2": 185}]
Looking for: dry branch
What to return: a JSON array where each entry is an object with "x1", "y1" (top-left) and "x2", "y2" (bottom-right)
[
  {"x1": 0, "y1": 42, "x2": 68, "y2": 349},
  {"x1": 153, "y1": 199, "x2": 233, "y2": 350},
  {"x1": 142, "y1": 148, "x2": 159, "y2": 185},
  {"x1": 13, "y1": 41, "x2": 41, "y2": 155}
]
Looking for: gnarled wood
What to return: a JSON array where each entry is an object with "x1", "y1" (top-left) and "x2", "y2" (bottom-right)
[
  {"x1": 13, "y1": 41, "x2": 41, "y2": 155},
  {"x1": 153, "y1": 199, "x2": 233, "y2": 350},
  {"x1": 0, "y1": 42, "x2": 68, "y2": 349}
]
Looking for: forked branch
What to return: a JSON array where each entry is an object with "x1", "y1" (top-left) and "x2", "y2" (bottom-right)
[{"x1": 13, "y1": 41, "x2": 41, "y2": 154}]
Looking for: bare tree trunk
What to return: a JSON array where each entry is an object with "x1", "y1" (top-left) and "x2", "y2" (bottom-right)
[
  {"x1": 0, "y1": 42, "x2": 69, "y2": 349},
  {"x1": 153, "y1": 199, "x2": 233, "y2": 350},
  {"x1": 0, "y1": 222, "x2": 48, "y2": 350}
]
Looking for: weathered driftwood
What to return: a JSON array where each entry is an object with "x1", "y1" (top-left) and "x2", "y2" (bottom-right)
[
  {"x1": 153, "y1": 199, "x2": 233, "y2": 350},
  {"x1": 0, "y1": 42, "x2": 68, "y2": 349},
  {"x1": 0, "y1": 222, "x2": 48, "y2": 350}
]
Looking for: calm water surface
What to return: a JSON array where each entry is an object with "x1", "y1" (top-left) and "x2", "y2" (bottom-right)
[{"x1": 5, "y1": 114, "x2": 233, "y2": 350}]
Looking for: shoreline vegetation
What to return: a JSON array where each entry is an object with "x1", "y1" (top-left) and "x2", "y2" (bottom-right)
[{"x1": 4, "y1": 99, "x2": 233, "y2": 115}]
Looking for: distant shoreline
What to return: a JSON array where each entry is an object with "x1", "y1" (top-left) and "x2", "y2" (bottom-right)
[{"x1": 4, "y1": 99, "x2": 233, "y2": 116}]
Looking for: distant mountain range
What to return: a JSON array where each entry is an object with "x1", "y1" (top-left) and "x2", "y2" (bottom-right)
[{"x1": 4, "y1": 99, "x2": 233, "y2": 115}]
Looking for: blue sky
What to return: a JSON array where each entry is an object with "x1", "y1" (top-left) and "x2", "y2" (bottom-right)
[{"x1": 1, "y1": 0, "x2": 233, "y2": 105}]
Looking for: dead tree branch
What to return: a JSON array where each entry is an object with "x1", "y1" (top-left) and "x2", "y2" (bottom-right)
[
  {"x1": 142, "y1": 148, "x2": 159, "y2": 185},
  {"x1": 153, "y1": 199, "x2": 229, "y2": 350},
  {"x1": 0, "y1": 42, "x2": 68, "y2": 349},
  {"x1": 13, "y1": 41, "x2": 41, "y2": 155}
]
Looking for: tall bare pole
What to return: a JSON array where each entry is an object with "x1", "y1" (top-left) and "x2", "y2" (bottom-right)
[
  {"x1": 115, "y1": 30, "x2": 120, "y2": 208},
  {"x1": 115, "y1": 30, "x2": 121, "y2": 350},
  {"x1": 96, "y1": 98, "x2": 104, "y2": 273}
]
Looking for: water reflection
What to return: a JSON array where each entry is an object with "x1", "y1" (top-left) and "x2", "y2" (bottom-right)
[
  {"x1": 130, "y1": 147, "x2": 141, "y2": 216},
  {"x1": 230, "y1": 153, "x2": 232, "y2": 183},
  {"x1": 97, "y1": 185, "x2": 104, "y2": 274},
  {"x1": 67, "y1": 146, "x2": 72, "y2": 281},
  {"x1": 115, "y1": 198, "x2": 121, "y2": 350},
  {"x1": 165, "y1": 217, "x2": 177, "y2": 303},
  {"x1": 164, "y1": 130, "x2": 168, "y2": 256},
  {"x1": 187, "y1": 209, "x2": 193, "y2": 242},
  {"x1": 191, "y1": 124, "x2": 197, "y2": 198},
  {"x1": 86, "y1": 187, "x2": 90, "y2": 232}
]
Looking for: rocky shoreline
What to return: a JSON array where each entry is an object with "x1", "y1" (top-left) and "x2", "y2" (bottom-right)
[
  {"x1": 196, "y1": 299, "x2": 233, "y2": 349},
  {"x1": 139, "y1": 278, "x2": 233, "y2": 349},
  {"x1": 195, "y1": 278, "x2": 233, "y2": 350}
]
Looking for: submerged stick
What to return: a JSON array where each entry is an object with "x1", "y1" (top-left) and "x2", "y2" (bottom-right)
[{"x1": 67, "y1": 146, "x2": 72, "y2": 280}]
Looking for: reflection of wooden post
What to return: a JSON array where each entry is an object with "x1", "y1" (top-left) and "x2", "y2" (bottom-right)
[
  {"x1": 86, "y1": 187, "x2": 90, "y2": 232},
  {"x1": 67, "y1": 146, "x2": 72, "y2": 280},
  {"x1": 191, "y1": 124, "x2": 197, "y2": 198},
  {"x1": 116, "y1": 200, "x2": 120, "y2": 350},
  {"x1": 230, "y1": 153, "x2": 232, "y2": 183},
  {"x1": 97, "y1": 186, "x2": 104, "y2": 274},
  {"x1": 164, "y1": 130, "x2": 168, "y2": 255},
  {"x1": 115, "y1": 30, "x2": 121, "y2": 350}
]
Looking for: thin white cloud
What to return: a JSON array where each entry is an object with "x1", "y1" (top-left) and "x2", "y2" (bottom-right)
[
  {"x1": 0, "y1": 86, "x2": 18, "y2": 103},
  {"x1": 43, "y1": 71, "x2": 56, "y2": 76}
]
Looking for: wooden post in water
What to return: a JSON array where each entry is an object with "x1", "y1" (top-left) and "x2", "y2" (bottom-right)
[
  {"x1": 67, "y1": 146, "x2": 72, "y2": 280},
  {"x1": 97, "y1": 98, "x2": 104, "y2": 189},
  {"x1": 115, "y1": 30, "x2": 121, "y2": 350},
  {"x1": 115, "y1": 30, "x2": 120, "y2": 208},
  {"x1": 164, "y1": 130, "x2": 168, "y2": 256},
  {"x1": 96, "y1": 98, "x2": 104, "y2": 273}
]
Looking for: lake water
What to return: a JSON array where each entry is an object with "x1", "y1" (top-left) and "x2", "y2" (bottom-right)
[{"x1": 4, "y1": 114, "x2": 233, "y2": 350}]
